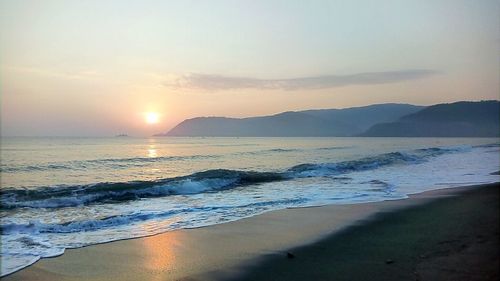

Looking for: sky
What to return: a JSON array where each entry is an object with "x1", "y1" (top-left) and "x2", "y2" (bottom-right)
[{"x1": 1, "y1": 0, "x2": 498, "y2": 136}]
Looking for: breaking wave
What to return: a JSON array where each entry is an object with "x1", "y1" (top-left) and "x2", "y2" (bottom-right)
[
  {"x1": 0, "y1": 146, "x2": 467, "y2": 210},
  {"x1": 1, "y1": 198, "x2": 308, "y2": 235}
]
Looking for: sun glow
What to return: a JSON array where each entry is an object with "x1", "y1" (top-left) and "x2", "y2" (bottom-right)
[{"x1": 145, "y1": 112, "x2": 160, "y2": 124}]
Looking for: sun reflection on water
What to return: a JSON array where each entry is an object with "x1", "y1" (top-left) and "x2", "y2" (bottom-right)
[{"x1": 148, "y1": 148, "x2": 157, "y2": 158}]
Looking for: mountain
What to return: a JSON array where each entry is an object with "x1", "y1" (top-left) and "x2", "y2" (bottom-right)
[
  {"x1": 302, "y1": 103, "x2": 424, "y2": 132},
  {"x1": 361, "y1": 101, "x2": 500, "y2": 137},
  {"x1": 157, "y1": 103, "x2": 423, "y2": 137}
]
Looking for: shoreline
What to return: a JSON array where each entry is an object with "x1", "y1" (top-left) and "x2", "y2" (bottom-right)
[
  {"x1": 232, "y1": 182, "x2": 499, "y2": 281},
  {"x1": 2, "y1": 183, "x2": 498, "y2": 281}
]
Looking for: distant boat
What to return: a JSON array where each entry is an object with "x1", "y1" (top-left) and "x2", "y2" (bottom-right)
[{"x1": 115, "y1": 134, "x2": 129, "y2": 137}]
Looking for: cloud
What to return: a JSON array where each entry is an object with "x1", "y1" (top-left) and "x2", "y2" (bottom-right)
[
  {"x1": 4, "y1": 65, "x2": 102, "y2": 81},
  {"x1": 163, "y1": 69, "x2": 439, "y2": 91}
]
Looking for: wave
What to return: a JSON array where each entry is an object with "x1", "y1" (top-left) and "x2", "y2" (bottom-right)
[
  {"x1": 0, "y1": 154, "x2": 219, "y2": 173},
  {"x1": 0, "y1": 169, "x2": 285, "y2": 209},
  {"x1": 287, "y1": 152, "x2": 419, "y2": 177},
  {"x1": 0, "y1": 146, "x2": 467, "y2": 210},
  {"x1": 265, "y1": 148, "x2": 299, "y2": 153},
  {"x1": 286, "y1": 146, "x2": 463, "y2": 177},
  {"x1": 363, "y1": 180, "x2": 396, "y2": 194},
  {"x1": 1, "y1": 198, "x2": 307, "y2": 234},
  {"x1": 237, "y1": 148, "x2": 301, "y2": 156},
  {"x1": 0, "y1": 146, "x2": 356, "y2": 173},
  {"x1": 316, "y1": 146, "x2": 352, "y2": 150},
  {"x1": 473, "y1": 143, "x2": 500, "y2": 148},
  {"x1": 210, "y1": 143, "x2": 260, "y2": 147},
  {"x1": 0, "y1": 145, "x2": 374, "y2": 173}
]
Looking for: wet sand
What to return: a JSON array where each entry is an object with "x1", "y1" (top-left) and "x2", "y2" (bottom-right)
[
  {"x1": 2, "y1": 183, "x2": 498, "y2": 281},
  {"x1": 232, "y1": 183, "x2": 499, "y2": 281}
]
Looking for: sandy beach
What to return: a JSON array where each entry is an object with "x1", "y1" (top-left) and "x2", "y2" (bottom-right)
[
  {"x1": 2, "y1": 183, "x2": 498, "y2": 281},
  {"x1": 2, "y1": 0, "x2": 499, "y2": 279}
]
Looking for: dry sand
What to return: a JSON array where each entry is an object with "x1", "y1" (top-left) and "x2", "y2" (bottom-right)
[{"x1": 2, "y1": 184, "x2": 498, "y2": 281}]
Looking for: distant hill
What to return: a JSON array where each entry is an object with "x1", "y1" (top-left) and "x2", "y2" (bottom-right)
[
  {"x1": 156, "y1": 104, "x2": 423, "y2": 137},
  {"x1": 302, "y1": 103, "x2": 424, "y2": 132},
  {"x1": 360, "y1": 101, "x2": 500, "y2": 137}
]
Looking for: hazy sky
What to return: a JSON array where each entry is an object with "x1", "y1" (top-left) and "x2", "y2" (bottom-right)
[{"x1": 1, "y1": 0, "x2": 498, "y2": 136}]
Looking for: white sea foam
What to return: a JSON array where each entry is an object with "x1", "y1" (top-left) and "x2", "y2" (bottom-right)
[{"x1": 1, "y1": 138, "x2": 498, "y2": 276}]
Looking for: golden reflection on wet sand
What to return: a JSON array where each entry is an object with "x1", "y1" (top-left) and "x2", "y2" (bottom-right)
[{"x1": 140, "y1": 229, "x2": 181, "y2": 273}]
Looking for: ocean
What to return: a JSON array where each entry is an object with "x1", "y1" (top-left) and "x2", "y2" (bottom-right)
[{"x1": 1, "y1": 137, "x2": 499, "y2": 276}]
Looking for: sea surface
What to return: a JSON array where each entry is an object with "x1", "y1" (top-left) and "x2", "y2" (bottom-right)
[{"x1": 1, "y1": 137, "x2": 499, "y2": 276}]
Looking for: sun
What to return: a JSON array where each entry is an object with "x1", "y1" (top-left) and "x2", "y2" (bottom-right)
[{"x1": 145, "y1": 112, "x2": 160, "y2": 124}]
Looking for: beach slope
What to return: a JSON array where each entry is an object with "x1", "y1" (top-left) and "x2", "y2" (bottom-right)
[
  {"x1": 2, "y1": 183, "x2": 498, "y2": 281},
  {"x1": 232, "y1": 183, "x2": 499, "y2": 281}
]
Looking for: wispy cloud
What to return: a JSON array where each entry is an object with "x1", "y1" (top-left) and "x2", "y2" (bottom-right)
[
  {"x1": 163, "y1": 69, "x2": 438, "y2": 91},
  {"x1": 4, "y1": 65, "x2": 102, "y2": 81}
]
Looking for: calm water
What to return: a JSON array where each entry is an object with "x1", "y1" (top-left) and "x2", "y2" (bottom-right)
[{"x1": 1, "y1": 137, "x2": 499, "y2": 276}]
